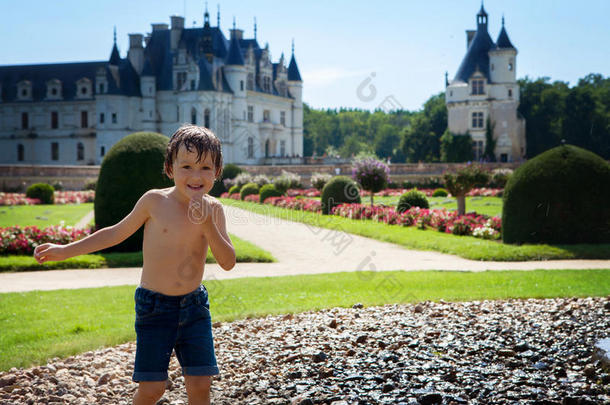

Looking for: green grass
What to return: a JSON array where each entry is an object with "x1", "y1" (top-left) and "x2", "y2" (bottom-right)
[
  {"x1": 220, "y1": 198, "x2": 610, "y2": 261},
  {"x1": 0, "y1": 203, "x2": 94, "y2": 227},
  {"x1": 0, "y1": 234, "x2": 275, "y2": 272},
  {"x1": 1, "y1": 269, "x2": 608, "y2": 371}
]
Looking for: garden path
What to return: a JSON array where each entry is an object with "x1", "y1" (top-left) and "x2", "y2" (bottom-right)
[{"x1": 2, "y1": 205, "x2": 609, "y2": 293}]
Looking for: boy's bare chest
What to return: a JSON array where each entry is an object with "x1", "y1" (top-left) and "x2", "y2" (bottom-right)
[{"x1": 146, "y1": 200, "x2": 208, "y2": 247}]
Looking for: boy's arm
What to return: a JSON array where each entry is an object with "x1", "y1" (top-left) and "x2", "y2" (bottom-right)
[
  {"x1": 203, "y1": 199, "x2": 236, "y2": 271},
  {"x1": 34, "y1": 191, "x2": 154, "y2": 263}
]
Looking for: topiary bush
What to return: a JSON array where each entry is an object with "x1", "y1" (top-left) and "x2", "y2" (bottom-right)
[
  {"x1": 397, "y1": 189, "x2": 429, "y2": 213},
  {"x1": 320, "y1": 176, "x2": 361, "y2": 215},
  {"x1": 228, "y1": 185, "x2": 240, "y2": 195},
  {"x1": 274, "y1": 170, "x2": 302, "y2": 194},
  {"x1": 26, "y1": 183, "x2": 55, "y2": 204},
  {"x1": 259, "y1": 184, "x2": 283, "y2": 203},
  {"x1": 95, "y1": 131, "x2": 172, "y2": 252},
  {"x1": 503, "y1": 144, "x2": 610, "y2": 244},
  {"x1": 310, "y1": 172, "x2": 332, "y2": 191},
  {"x1": 240, "y1": 182, "x2": 260, "y2": 200},
  {"x1": 209, "y1": 163, "x2": 243, "y2": 197},
  {"x1": 432, "y1": 188, "x2": 449, "y2": 197}
]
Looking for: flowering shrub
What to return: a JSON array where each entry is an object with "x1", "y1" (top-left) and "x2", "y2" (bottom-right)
[
  {"x1": 273, "y1": 170, "x2": 302, "y2": 194},
  {"x1": 264, "y1": 196, "x2": 322, "y2": 213},
  {"x1": 286, "y1": 188, "x2": 321, "y2": 197},
  {"x1": 0, "y1": 191, "x2": 95, "y2": 206},
  {"x1": 244, "y1": 194, "x2": 260, "y2": 203},
  {"x1": 0, "y1": 223, "x2": 93, "y2": 255},
  {"x1": 310, "y1": 172, "x2": 332, "y2": 191},
  {"x1": 351, "y1": 157, "x2": 390, "y2": 206}
]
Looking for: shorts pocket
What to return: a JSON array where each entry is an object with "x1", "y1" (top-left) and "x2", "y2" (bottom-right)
[{"x1": 135, "y1": 297, "x2": 157, "y2": 320}]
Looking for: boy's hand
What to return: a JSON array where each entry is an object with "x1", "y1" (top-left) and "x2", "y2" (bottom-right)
[
  {"x1": 34, "y1": 243, "x2": 67, "y2": 263},
  {"x1": 188, "y1": 194, "x2": 222, "y2": 225}
]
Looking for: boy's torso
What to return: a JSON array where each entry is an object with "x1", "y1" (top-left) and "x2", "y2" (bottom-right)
[{"x1": 140, "y1": 188, "x2": 208, "y2": 296}]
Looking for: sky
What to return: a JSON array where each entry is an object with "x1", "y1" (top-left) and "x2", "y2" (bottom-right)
[{"x1": 2, "y1": 0, "x2": 609, "y2": 112}]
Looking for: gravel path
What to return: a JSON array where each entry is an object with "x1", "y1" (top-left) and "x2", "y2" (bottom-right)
[
  {"x1": 1, "y1": 205, "x2": 609, "y2": 293},
  {"x1": 1, "y1": 296, "x2": 609, "y2": 404}
]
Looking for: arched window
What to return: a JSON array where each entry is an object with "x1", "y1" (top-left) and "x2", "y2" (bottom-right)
[
  {"x1": 247, "y1": 73, "x2": 254, "y2": 90},
  {"x1": 204, "y1": 109, "x2": 210, "y2": 128},
  {"x1": 77, "y1": 142, "x2": 84, "y2": 161},
  {"x1": 191, "y1": 108, "x2": 197, "y2": 125},
  {"x1": 17, "y1": 144, "x2": 24, "y2": 161},
  {"x1": 247, "y1": 137, "x2": 254, "y2": 158}
]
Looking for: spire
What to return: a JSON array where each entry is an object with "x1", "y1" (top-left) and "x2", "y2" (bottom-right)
[
  {"x1": 287, "y1": 39, "x2": 302, "y2": 81},
  {"x1": 109, "y1": 26, "x2": 120, "y2": 65},
  {"x1": 496, "y1": 15, "x2": 516, "y2": 49},
  {"x1": 204, "y1": 1, "x2": 210, "y2": 27},
  {"x1": 233, "y1": 16, "x2": 236, "y2": 30},
  {"x1": 445, "y1": 71, "x2": 449, "y2": 87},
  {"x1": 254, "y1": 17, "x2": 257, "y2": 40},
  {"x1": 217, "y1": 4, "x2": 220, "y2": 26},
  {"x1": 477, "y1": 1, "x2": 488, "y2": 30}
]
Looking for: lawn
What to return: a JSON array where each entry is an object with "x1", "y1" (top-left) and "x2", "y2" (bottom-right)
[
  {"x1": 0, "y1": 234, "x2": 275, "y2": 272},
  {"x1": 1, "y1": 269, "x2": 608, "y2": 372},
  {"x1": 0, "y1": 203, "x2": 94, "y2": 227},
  {"x1": 220, "y1": 198, "x2": 610, "y2": 261}
]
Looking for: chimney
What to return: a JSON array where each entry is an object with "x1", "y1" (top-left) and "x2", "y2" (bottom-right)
[
  {"x1": 466, "y1": 30, "x2": 476, "y2": 49},
  {"x1": 170, "y1": 16, "x2": 184, "y2": 49},
  {"x1": 128, "y1": 34, "x2": 144, "y2": 74},
  {"x1": 152, "y1": 23, "x2": 169, "y2": 32},
  {"x1": 230, "y1": 28, "x2": 243, "y2": 40}
]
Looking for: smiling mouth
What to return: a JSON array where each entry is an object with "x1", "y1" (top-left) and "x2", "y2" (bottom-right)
[{"x1": 188, "y1": 185, "x2": 203, "y2": 190}]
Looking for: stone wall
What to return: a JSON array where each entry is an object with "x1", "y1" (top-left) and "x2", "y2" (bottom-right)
[{"x1": 0, "y1": 164, "x2": 100, "y2": 191}]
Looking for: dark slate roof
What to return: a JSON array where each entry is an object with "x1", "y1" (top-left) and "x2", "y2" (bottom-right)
[
  {"x1": 109, "y1": 44, "x2": 121, "y2": 65},
  {"x1": 179, "y1": 27, "x2": 228, "y2": 60},
  {"x1": 0, "y1": 61, "x2": 106, "y2": 102},
  {"x1": 143, "y1": 30, "x2": 172, "y2": 90},
  {"x1": 197, "y1": 58, "x2": 215, "y2": 91},
  {"x1": 226, "y1": 35, "x2": 245, "y2": 65},
  {"x1": 287, "y1": 53, "x2": 302, "y2": 81},
  {"x1": 496, "y1": 26, "x2": 515, "y2": 49},
  {"x1": 453, "y1": 26, "x2": 495, "y2": 83},
  {"x1": 105, "y1": 58, "x2": 141, "y2": 97}
]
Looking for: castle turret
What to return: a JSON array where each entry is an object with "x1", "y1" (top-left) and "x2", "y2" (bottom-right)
[
  {"x1": 287, "y1": 40, "x2": 303, "y2": 157},
  {"x1": 224, "y1": 25, "x2": 247, "y2": 122},
  {"x1": 127, "y1": 33, "x2": 144, "y2": 74},
  {"x1": 489, "y1": 16, "x2": 517, "y2": 84}
]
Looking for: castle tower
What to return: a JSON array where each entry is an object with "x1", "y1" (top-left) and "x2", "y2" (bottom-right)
[{"x1": 287, "y1": 40, "x2": 303, "y2": 157}]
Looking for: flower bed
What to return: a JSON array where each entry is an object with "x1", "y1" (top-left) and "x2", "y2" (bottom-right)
[
  {"x1": 0, "y1": 224, "x2": 93, "y2": 255},
  {"x1": 0, "y1": 191, "x2": 95, "y2": 206}
]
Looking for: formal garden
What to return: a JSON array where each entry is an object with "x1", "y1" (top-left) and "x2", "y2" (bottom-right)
[{"x1": 0, "y1": 132, "x2": 609, "y2": 404}]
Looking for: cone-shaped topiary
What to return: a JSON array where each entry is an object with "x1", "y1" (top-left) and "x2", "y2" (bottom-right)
[
  {"x1": 321, "y1": 176, "x2": 361, "y2": 215},
  {"x1": 503, "y1": 144, "x2": 610, "y2": 244},
  {"x1": 95, "y1": 132, "x2": 173, "y2": 252},
  {"x1": 259, "y1": 184, "x2": 283, "y2": 203}
]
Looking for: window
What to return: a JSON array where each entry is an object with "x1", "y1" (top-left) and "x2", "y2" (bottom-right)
[
  {"x1": 471, "y1": 79, "x2": 485, "y2": 95},
  {"x1": 51, "y1": 142, "x2": 59, "y2": 161},
  {"x1": 263, "y1": 110, "x2": 270, "y2": 122},
  {"x1": 472, "y1": 112, "x2": 484, "y2": 129},
  {"x1": 247, "y1": 106, "x2": 253, "y2": 122},
  {"x1": 500, "y1": 153, "x2": 508, "y2": 162},
  {"x1": 240, "y1": 80, "x2": 244, "y2": 91},
  {"x1": 77, "y1": 142, "x2": 84, "y2": 161},
  {"x1": 81, "y1": 111, "x2": 88, "y2": 128},
  {"x1": 21, "y1": 112, "x2": 28, "y2": 129},
  {"x1": 247, "y1": 73, "x2": 254, "y2": 90},
  {"x1": 176, "y1": 72, "x2": 187, "y2": 90},
  {"x1": 101, "y1": 146, "x2": 105, "y2": 157},
  {"x1": 17, "y1": 144, "x2": 24, "y2": 161},
  {"x1": 51, "y1": 88, "x2": 58, "y2": 96},
  {"x1": 508, "y1": 62, "x2": 513, "y2": 71},
  {"x1": 22, "y1": 89, "x2": 27, "y2": 97},
  {"x1": 204, "y1": 109, "x2": 210, "y2": 128},
  {"x1": 191, "y1": 108, "x2": 197, "y2": 125},
  {"x1": 99, "y1": 83, "x2": 105, "y2": 93},
  {"x1": 190, "y1": 80, "x2": 196, "y2": 90},
  {"x1": 280, "y1": 140, "x2": 286, "y2": 157},
  {"x1": 508, "y1": 89, "x2": 513, "y2": 98},
  {"x1": 100, "y1": 113, "x2": 105, "y2": 124},
  {"x1": 81, "y1": 87, "x2": 88, "y2": 95},
  {"x1": 247, "y1": 137, "x2": 254, "y2": 158},
  {"x1": 111, "y1": 113, "x2": 117, "y2": 124},
  {"x1": 473, "y1": 140, "x2": 484, "y2": 160},
  {"x1": 280, "y1": 111, "x2": 286, "y2": 126},
  {"x1": 51, "y1": 112, "x2": 58, "y2": 129},
  {"x1": 149, "y1": 86, "x2": 153, "y2": 95}
]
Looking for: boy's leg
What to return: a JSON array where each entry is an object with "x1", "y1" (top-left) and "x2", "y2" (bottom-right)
[
  {"x1": 133, "y1": 381, "x2": 166, "y2": 405},
  {"x1": 184, "y1": 375, "x2": 212, "y2": 405}
]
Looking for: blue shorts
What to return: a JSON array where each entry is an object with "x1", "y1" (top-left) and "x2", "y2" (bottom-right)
[{"x1": 132, "y1": 284, "x2": 219, "y2": 382}]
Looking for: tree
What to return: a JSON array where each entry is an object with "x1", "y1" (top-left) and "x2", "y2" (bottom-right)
[
  {"x1": 483, "y1": 118, "x2": 496, "y2": 162},
  {"x1": 440, "y1": 130, "x2": 474, "y2": 162},
  {"x1": 443, "y1": 164, "x2": 490, "y2": 215},
  {"x1": 351, "y1": 157, "x2": 390, "y2": 206}
]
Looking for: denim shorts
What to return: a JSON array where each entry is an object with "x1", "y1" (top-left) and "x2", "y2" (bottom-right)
[{"x1": 132, "y1": 284, "x2": 219, "y2": 382}]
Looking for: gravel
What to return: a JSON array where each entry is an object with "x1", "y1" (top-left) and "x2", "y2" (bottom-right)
[{"x1": 1, "y1": 296, "x2": 609, "y2": 404}]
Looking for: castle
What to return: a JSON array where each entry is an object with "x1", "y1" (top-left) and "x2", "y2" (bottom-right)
[
  {"x1": 445, "y1": 5, "x2": 526, "y2": 162},
  {"x1": 0, "y1": 8, "x2": 304, "y2": 166}
]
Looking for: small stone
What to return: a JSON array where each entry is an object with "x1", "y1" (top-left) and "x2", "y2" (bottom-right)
[
  {"x1": 328, "y1": 319, "x2": 338, "y2": 329},
  {"x1": 418, "y1": 392, "x2": 443, "y2": 405},
  {"x1": 352, "y1": 303, "x2": 363, "y2": 309},
  {"x1": 513, "y1": 341, "x2": 530, "y2": 352},
  {"x1": 414, "y1": 303, "x2": 424, "y2": 313},
  {"x1": 319, "y1": 366, "x2": 333, "y2": 378},
  {"x1": 583, "y1": 364, "x2": 596, "y2": 379},
  {"x1": 312, "y1": 351, "x2": 327, "y2": 363},
  {"x1": 355, "y1": 335, "x2": 367, "y2": 344},
  {"x1": 381, "y1": 383, "x2": 395, "y2": 393},
  {"x1": 97, "y1": 373, "x2": 114, "y2": 386},
  {"x1": 498, "y1": 349, "x2": 516, "y2": 357}
]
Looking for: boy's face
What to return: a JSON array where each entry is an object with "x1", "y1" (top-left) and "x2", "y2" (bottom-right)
[{"x1": 169, "y1": 144, "x2": 217, "y2": 201}]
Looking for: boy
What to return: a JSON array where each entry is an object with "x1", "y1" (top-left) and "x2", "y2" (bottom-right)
[{"x1": 33, "y1": 124, "x2": 236, "y2": 405}]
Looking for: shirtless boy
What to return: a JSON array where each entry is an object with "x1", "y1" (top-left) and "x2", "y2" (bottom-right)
[{"x1": 33, "y1": 124, "x2": 236, "y2": 405}]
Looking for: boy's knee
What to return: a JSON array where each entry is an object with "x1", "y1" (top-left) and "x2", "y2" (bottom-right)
[
  {"x1": 137, "y1": 381, "x2": 166, "y2": 400},
  {"x1": 185, "y1": 375, "x2": 211, "y2": 395}
]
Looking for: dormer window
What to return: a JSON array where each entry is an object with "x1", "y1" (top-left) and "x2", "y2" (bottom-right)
[
  {"x1": 46, "y1": 79, "x2": 62, "y2": 100},
  {"x1": 76, "y1": 78, "x2": 92, "y2": 99},
  {"x1": 471, "y1": 79, "x2": 485, "y2": 95},
  {"x1": 17, "y1": 81, "x2": 32, "y2": 100}
]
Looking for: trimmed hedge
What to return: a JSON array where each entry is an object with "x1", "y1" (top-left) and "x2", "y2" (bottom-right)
[
  {"x1": 240, "y1": 182, "x2": 260, "y2": 200},
  {"x1": 320, "y1": 176, "x2": 361, "y2": 215},
  {"x1": 209, "y1": 163, "x2": 243, "y2": 197},
  {"x1": 397, "y1": 189, "x2": 429, "y2": 213},
  {"x1": 259, "y1": 184, "x2": 283, "y2": 203},
  {"x1": 95, "y1": 132, "x2": 173, "y2": 252},
  {"x1": 25, "y1": 183, "x2": 54, "y2": 204},
  {"x1": 503, "y1": 144, "x2": 610, "y2": 244}
]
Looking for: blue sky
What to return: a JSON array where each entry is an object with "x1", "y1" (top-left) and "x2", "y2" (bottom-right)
[{"x1": 2, "y1": 0, "x2": 609, "y2": 111}]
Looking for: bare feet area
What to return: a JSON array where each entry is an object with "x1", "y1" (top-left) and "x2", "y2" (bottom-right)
[{"x1": 1, "y1": 296, "x2": 609, "y2": 404}]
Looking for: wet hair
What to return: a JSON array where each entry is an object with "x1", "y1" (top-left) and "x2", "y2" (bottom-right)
[{"x1": 164, "y1": 124, "x2": 223, "y2": 180}]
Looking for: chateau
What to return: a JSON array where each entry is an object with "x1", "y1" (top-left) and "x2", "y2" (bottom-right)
[
  {"x1": 0, "y1": 8, "x2": 304, "y2": 166},
  {"x1": 446, "y1": 5, "x2": 526, "y2": 162}
]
